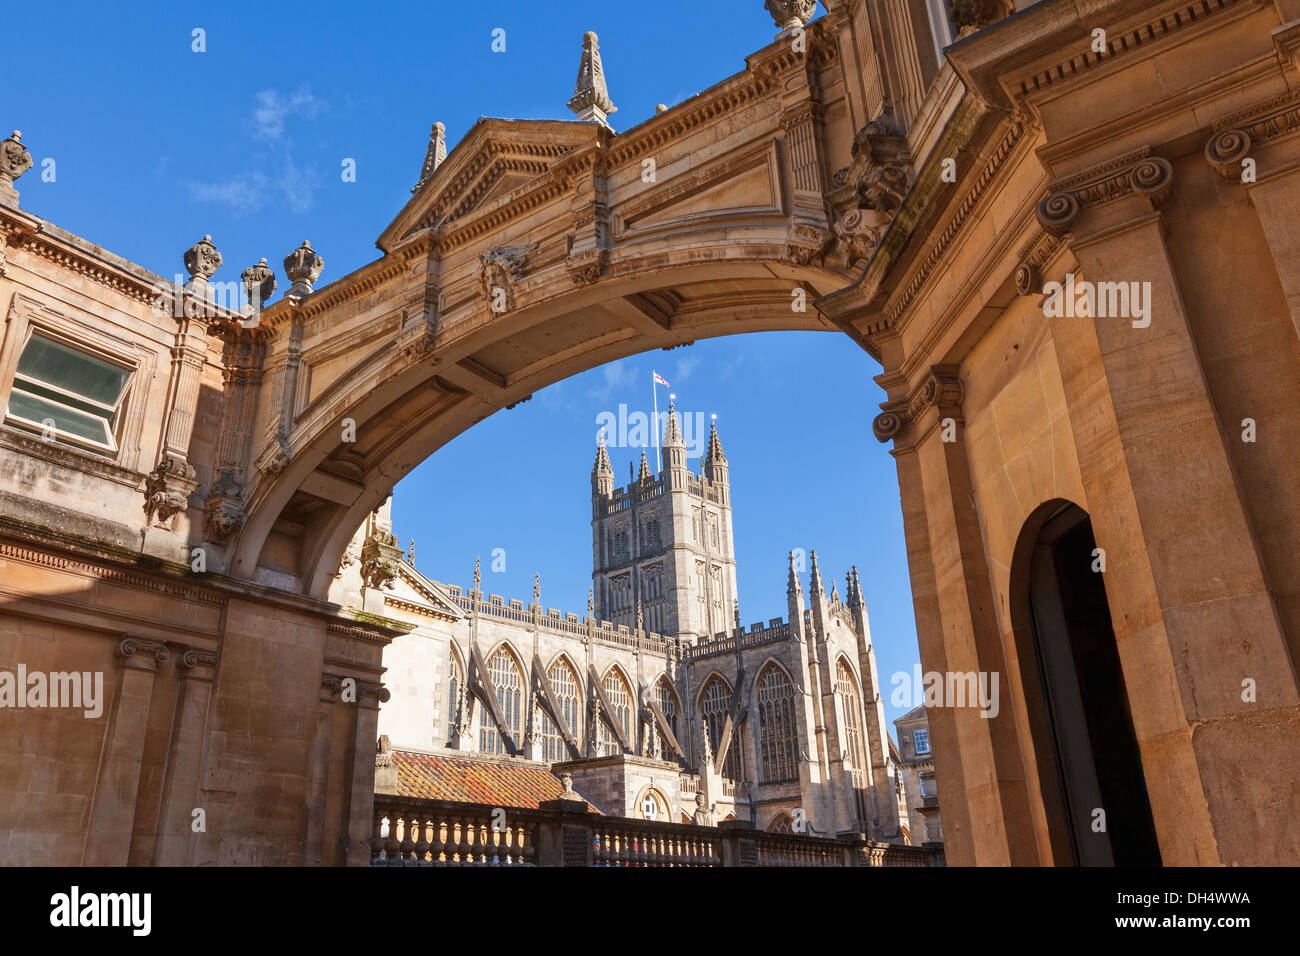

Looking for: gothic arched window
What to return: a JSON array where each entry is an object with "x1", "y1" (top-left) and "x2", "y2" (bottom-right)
[
  {"x1": 479, "y1": 646, "x2": 523, "y2": 755},
  {"x1": 700, "y1": 676, "x2": 742, "y2": 781},
  {"x1": 767, "y1": 812, "x2": 794, "y2": 834},
  {"x1": 599, "y1": 668, "x2": 632, "y2": 756},
  {"x1": 836, "y1": 658, "x2": 870, "y2": 826},
  {"x1": 538, "y1": 657, "x2": 580, "y2": 762},
  {"x1": 654, "y1": 676, "x2": 679, "y2": 744},
  {"x1": 835, "y1": 659, "x2": 866, "y2": 770},
  {"x1": 757, "y1": 664, "x2": 798, "y2": 783},
  {"x1": 445, "y1": 644, "x2": 463, "y2": 745}
]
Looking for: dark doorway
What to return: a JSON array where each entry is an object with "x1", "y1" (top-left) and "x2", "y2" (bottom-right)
[{"x1": 1024, "y1": 503, "x2": 1162, "y2": 866}]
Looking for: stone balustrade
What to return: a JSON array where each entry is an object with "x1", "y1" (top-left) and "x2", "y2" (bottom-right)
[{"x1": 371, "y1": 795, "x2": 945, "y2": 867}]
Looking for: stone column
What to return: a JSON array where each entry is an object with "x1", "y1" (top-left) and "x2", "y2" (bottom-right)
[
  {"x1": 877, "y1": 363, "x2": 1035, "y2": 865},
  {"x1": 1039, "y1": 151, "x2": 1300, "y2": 865},
  {"x1": 151, "y1": 648, "x2": 217, "y2": 865},
  {"x1": 82, "y1": 637, "x2": 169, "y2": 866},
  {"x1": 306, "y1": 677, "x2": 341, "y2": 865},
  {"x1": 341, "y1": 682, "x2": 388, "y2": 867}
]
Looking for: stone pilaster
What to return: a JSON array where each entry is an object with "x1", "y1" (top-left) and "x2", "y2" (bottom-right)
[
  {"x1": 152, "y1": 647, "x2": 217, "y2": 865},
  {"x1": 82, "y1": 637, "x2": 169, "y2": 865}
]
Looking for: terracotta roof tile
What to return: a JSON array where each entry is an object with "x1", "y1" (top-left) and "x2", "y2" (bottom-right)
[{"x1": 392, "y1": 750, "x2": 603, "y2": 813}]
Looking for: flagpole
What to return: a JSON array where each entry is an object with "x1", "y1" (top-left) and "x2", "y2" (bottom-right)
[{"x1": 652, "y1": 371, "x2": 662, "y2": 473}]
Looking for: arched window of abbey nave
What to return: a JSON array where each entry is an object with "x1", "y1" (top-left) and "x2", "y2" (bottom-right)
[
  {"x1": 699, "y1": 674, "x2": 742, "y2": 781},
  {"x1": 756, "y1": 662, "x2": 798, "y2": 784},
  {"x1": 599, "y1": 667, "x2": 633, "y2": 757},
  {"x1": 538, "y1": 656, "x2": 582, "y2": 762},
  {"x1": 480, "y1": 645, "x2": 524, "y2": 755}
]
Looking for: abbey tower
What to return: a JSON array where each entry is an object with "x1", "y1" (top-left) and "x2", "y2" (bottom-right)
[{"x1": 590, "y1": 402, "x2": 738, "y2": 641}]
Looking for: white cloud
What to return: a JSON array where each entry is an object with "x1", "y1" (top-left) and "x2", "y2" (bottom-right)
[{"x1": 252, "y1": 88, "x2": 322, "y2": 141}]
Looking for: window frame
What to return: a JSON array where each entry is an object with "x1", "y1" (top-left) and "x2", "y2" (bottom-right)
[
  {"x1": 0, "y1": 294, "x2": 156, "y2": 474},
  {"x1": 913, "y1": 728, "x2": 931, "y2": 755},
  {"x1": 6, "y1": 326, "x2": 135, "y2": 455}
]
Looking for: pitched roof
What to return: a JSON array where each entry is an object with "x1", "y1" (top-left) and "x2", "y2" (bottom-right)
[
  {"x1": 392, "y1": 750, "x2": 603, "y2": 813},
  {"x1": 894, "y1": 704, "x2": 928, "y2": 724}
]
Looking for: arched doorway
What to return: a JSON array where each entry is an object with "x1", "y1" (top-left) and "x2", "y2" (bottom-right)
[{"x1": 1011, "y1": 501, "x2": 1161, "y2": 866}]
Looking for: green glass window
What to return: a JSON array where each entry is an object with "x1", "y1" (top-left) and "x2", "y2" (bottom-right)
[{"x1": 6, "y1": 332, "x2": 131, "y2": 454}]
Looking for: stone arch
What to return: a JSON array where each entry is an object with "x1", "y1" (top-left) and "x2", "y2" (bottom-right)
[
  {"x1": 1008, "y1": 498, "x2": 1162, "y2": 867},
  {"x1": 633, "y1": 784, "x2": 670, "y2": 822}
]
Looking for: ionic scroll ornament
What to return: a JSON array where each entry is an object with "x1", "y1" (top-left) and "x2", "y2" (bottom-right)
[
  {"x1": 871, "y1": 366, "x2": 964, "y2": 444},
  {"x1": 116, "y1": 636, "x2": 170, "y2": 669},
  {"x1": 1034, "y1": 150, "x2": 1174, "y2": 237}
]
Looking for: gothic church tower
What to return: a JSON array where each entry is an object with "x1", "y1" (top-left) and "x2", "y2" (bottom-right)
[{"x1": 591, "y1": 404, "x2": 738, "y2": 641}]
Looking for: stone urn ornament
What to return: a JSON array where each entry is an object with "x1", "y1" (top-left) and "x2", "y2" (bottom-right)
[
  {"x1": 284, "y1": 240, "x2": 324, "y2": 298},
  {"x1": 766, "y1": 0, "x2": 817, "y2": 33},
  {"x1": 0, "y1": 130, "x2": 34, "y2": 205}
]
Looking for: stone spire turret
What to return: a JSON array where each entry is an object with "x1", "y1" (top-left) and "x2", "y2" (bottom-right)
[
  {"x1": 592, "y1": 431, "x2": 614, "y2": 497},
  {"x1": 412, "y1": 121, "x2": 447, "y2": 193},
  {"x1": 638, "y1": 448, "x2": 653, "y2": 482},
  {"x1": 787, "y1": 551, "x2": 803, "y2": 597},
  {"x1": 567, "y1": 31, "x2": 617, "y2": 128},
  {"x1": 662, "y1": 400, "x2": 688, "y2": 476},
  {"x1": 704, "y1": 417, "x2": 729, "y2": 487},
  {"x1": 809, "y1": 549, "x2": 824, "y2": 595}
]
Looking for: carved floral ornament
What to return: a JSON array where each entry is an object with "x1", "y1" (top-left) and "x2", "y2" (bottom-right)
[
  {"x1": 826, "y1": 112, "x2": 911, "y2": 272},
  {"x1": 872, "y1": 366, "x2": 964, "y2": 443},
  {"x1": 144, "y1": 455, "x2": 198, "y2": 524},
  {"x1": 477, "y1": 242, "x2": 537, "y2": 312}
]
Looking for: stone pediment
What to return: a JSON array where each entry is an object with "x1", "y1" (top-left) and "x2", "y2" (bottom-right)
[
  {"x1": 378, "y1": 119, "x2": 603, "y2": 251},
  {"x1": 383, "y1": 559, "x2": 468, "y2": 621}
]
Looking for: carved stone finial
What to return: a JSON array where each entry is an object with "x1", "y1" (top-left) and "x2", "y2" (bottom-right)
[
  {"x1": 0, "y1": 130, "x2": 34, "y2": 207},
  {"x1": 567, "y1": 31, "x2": 617, "y2": 128},
  {"x1": 283, "y1": 240, "x2": 324, "y2": 298},
  {"x1": 765, "y1": 0, "x2": 817, "y2": 33},
  {"x1": 183, "y1": 235, "x2": 222, "y2": 299},
  {"x1": 407, "y1": 539, "x2": 415, "y2": 564},
  {"x1": 473, "y1": 555, "x2": 482, "y2": 592},
  {"x1": 241, "y1": 257, "x2": 276, "y2": 312},
  {"x1": 587, "y1": 586, "x2": 594, "y2": 618},
  {"x1": 533, "y1": 572, "x2": 541, "y2": 605},
  {"x1": 413, "y1": 121, "x2": 447, "y2": 193}
]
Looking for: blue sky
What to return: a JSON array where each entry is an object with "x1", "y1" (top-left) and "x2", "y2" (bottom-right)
[{"x1": 8, "y1": 1, "x2": 922, "y2": 727}]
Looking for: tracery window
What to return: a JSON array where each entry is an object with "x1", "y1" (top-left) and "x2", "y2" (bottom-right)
[
  {"x1": 836, "y1": 659, "x2": 866, "y2": 770},
  {"x1": 836, "y1": 658, "x2": 870, "y2": 825},
  {"x1": 767, "y1": 813, "x2": 794, "y2": 834},
  {"x1": 757, "y1": 665, "x2": 798, "y2": 783},
  {"x1": 599, "y1": 668, "x2": 632, "y2": 756},
  {"x1": 654, "y1": 676, "x2": 679, "y2": 744},
  {"x1": 538, "y1": 657, "x2": 580, "y2": 762},
  {"x1": 700, "y1": 676, "x2": 742, "y2": 781},
  {"x1": 479, "y1": 646, "x2": 523, "y2": 755},
  {"x1": 445, "y1": 645, "x2": 463, "y2": 743}
]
